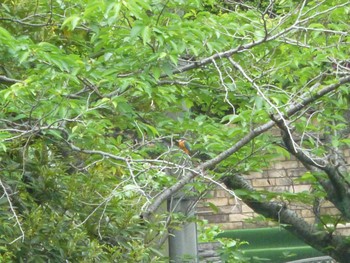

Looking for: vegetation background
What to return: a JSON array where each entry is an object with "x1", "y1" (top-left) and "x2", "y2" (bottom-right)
[{"x1": 0, "y1": 0, "x2": 350, "y2": 262}]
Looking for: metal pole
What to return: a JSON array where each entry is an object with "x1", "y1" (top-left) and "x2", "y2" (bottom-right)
[{"x1": 168, "y1": 195, "x2": 198, "y2": 263}]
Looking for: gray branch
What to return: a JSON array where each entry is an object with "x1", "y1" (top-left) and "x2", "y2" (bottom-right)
[
  {"x1": 0, "y1": 75, "x2": 22, "y2": 84},
  {"x1": 143, "y1": 76, "x2": 350, "y2": 219},
  {"x1": 222, "y1": 174, "x2": 349, "y2": 262}
]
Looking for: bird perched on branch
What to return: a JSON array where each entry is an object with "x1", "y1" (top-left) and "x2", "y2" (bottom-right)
[{"x1": 177, "y1": 138, "x2": 191, "y2": 155}]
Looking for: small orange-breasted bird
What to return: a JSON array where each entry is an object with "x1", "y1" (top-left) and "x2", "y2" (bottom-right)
[{"x1": 177, "y1": 138, "x2": 191, "y2": 155}]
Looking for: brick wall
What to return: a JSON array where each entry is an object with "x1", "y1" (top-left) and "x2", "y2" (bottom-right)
[
  {"x1": 198, "y1": 242, "x2": 221, "y2": 263},
  {"x1": 197, "y1": 153, "x2": 350, "y2": 231}
]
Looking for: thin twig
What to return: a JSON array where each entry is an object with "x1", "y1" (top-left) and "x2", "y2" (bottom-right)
[{"x1": 0, "y1": 179, "x2": 25, "y2": 243}]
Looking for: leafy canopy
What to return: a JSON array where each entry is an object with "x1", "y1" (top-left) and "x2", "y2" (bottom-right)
[{"x1": 0, "y1": 0, "x2": 350, "y2": 261}]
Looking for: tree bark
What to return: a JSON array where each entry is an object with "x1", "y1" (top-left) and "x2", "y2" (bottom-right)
[
  {"x1": 223, "y1": 174, "x2": 350, "y2": 263},
  {"x1": 143, "y1": 76, "x2": 350, "y2": 218},
  {"x1": 273, "y1": 115, "x2": 350, "y2": 220}
]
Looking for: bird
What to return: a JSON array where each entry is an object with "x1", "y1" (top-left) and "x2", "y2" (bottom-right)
[{"x1": 177, "y1": 138, "x2": 191, "y2": 155}]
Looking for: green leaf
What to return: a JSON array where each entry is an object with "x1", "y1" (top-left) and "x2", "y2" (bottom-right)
[
  {"x1": 141, "y1": 26, "x2": 151, "y2": 45},
  {"x1": 208, "y1": 202, "x2": 219, "y2": 214},
  {"x1": 0, "y1": 26, "x2": 14, "y2": 41},
  {"x1": 130, "y1": 22, "x2": 145, "y2": 38},
  {"x1": 61, "y1": 15, "x2": 81, "y2": 30},
  {"x1": 19, "y1": 51, "x2": 30, "y2": 64}
]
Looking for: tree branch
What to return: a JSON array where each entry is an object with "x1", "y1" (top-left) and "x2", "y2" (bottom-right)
[
  {"x1": 273, "y1": 103, "x2": 350, "y2": 220},
  {"x1": 222, "y1": 174, "x2": 350, "y2": 262},
  {"x1": 143, "y1": 76, "x2": 350, "y2": 218},
  {"x1": 0, "y1": 179, "x2": 25, "y2": 243},
  {"x1": 163, "y1": 0, "x2": 310, "y2": 78},
  {"x1": 0, "y1": 75, "x2": 22, "y2": 84}
]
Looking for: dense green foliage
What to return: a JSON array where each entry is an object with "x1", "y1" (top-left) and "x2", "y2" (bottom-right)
[{"x1": 0, "y1": 0, "x2": 349, "y2": 262}]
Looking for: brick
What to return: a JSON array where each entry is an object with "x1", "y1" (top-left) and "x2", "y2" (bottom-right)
[
  {"x1": 321, "y1": 200, "x2": 334, "y2": 207},
  {"x1": 220, "y1": 222, "x2": 243, "y2": 230},
  {"x1": 242, "y1": 205, "x2": 254, "y2": 213},
  {"x1": 208, "y1": 190, "x2": 216, "y2": 198},
  {"x1": 204, "y1": 214, "x2": 229, "y2": 224},
  {"x1": 346, "y1": 157, "x2": 350, "y2": 164},
  {"x1": 292, "y1": 184, "x2": 311, "y2": 193},
  {"x1": 266, "y1": 186, "x2": 289, "y2": 192},
  {"x1": 197, "y1": 215, "x2": 206, "y2": 221},
  {"x1": 267, "y1": 221, "x2": 278, "y2": 227},
  {"x1": 274, "y1": 161, "x2": 299, "y2": 169},
  {"x1": 289, "y1": 206, "x2": 306, "y2": 212},
  {"x1": 219, "y1": 205, "x2": 241, "y2": 214},
  {"x1": 215, "y1": 190, "x2": 230, "y2": 198},
  {"x1": 335, "y1": 223, "x2": 350, "y2": 235},
  {"x1": 228, "y1": 198, "x2": 241, "y2": 205},
  {"x1": 336, "y1": 227, "x2": 350, "y2": 236},
  {"x1": 272, "y1": 154, "x2": 287, "y2": 161},
  {"x1": 275, "y1": 177, "x2": 292, "y2": 186},
  {"x1": 344, "y1": 148, "x2": 350, "y2": 157},
  {"x1": 262, "y1": 170, "x2": 269, "y2": 177},
  {"x1": 320, "y1": 207, "x2": 340, "y2": 215},
  {"x1": 268, "y1": 169, "x2": 287, "y2": 178},
  {"x1": 248, "y1": 171, "x2": 263, "y2": 179},
  {"x1": 209, "y1": 198, "x2": 229, "y2": 206},
  {"x1": 304, "y1": 217, "x2": 315, "y2": 224},
  {"x1": 243, "y1": 221, "x2": 268, "y2": 229},
  {"x1": 301, "y1": 209, "x2": 314, "y2": 218},
  {"x1": 196, "y1": 207, "x2": 213, "y2": 214},
  {"x1": 252, "y1": 178, "x2": 274, "y2": 187},
  {"x1": 286, "y1": 168, "x2": 306, "y2": 178},
  {"x1": 196, "y1": 202, "x2": 206, "y2": 208},
  {"x1": 229, "y1": 213, "x2": 252, "y2": 222},
  {"x1": 197, "y1": 148, "x2": 350, "y2": 233}
]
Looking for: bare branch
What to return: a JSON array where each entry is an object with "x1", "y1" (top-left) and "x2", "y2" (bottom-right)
[
  {"x1": 143, "y1": 75, "x2": 350, "y2": 218},
  {"x1": 0, "y1": 75, "x2": 22, "y2": 84},
  {"x1": 272, "y1": 109, "x2": 350, "y2": 220},
  {"x1": 211, "y1": 58, "x2": 236, "y2": 115},
  {"x1": 222, "y1": 173, "x2": 349, "y2": 261},
  {"x1": 228, "y1": 57, "x2": 298, "y2": 152},
  {"x1": 0, "y1": 179, "x2": 24, "y2": 243},
  {"x1": 298, "y1": 1, "x2": 350, "y2": 24}
]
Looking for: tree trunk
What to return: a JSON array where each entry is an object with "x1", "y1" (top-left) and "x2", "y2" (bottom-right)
[{"x1": 223, "y1": 174, "x2": 350, "y2": 263}]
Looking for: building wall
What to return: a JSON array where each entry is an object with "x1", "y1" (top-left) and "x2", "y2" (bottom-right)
[{"x1": 197, "y1": 150, "x2": 350, "y2": 231}]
